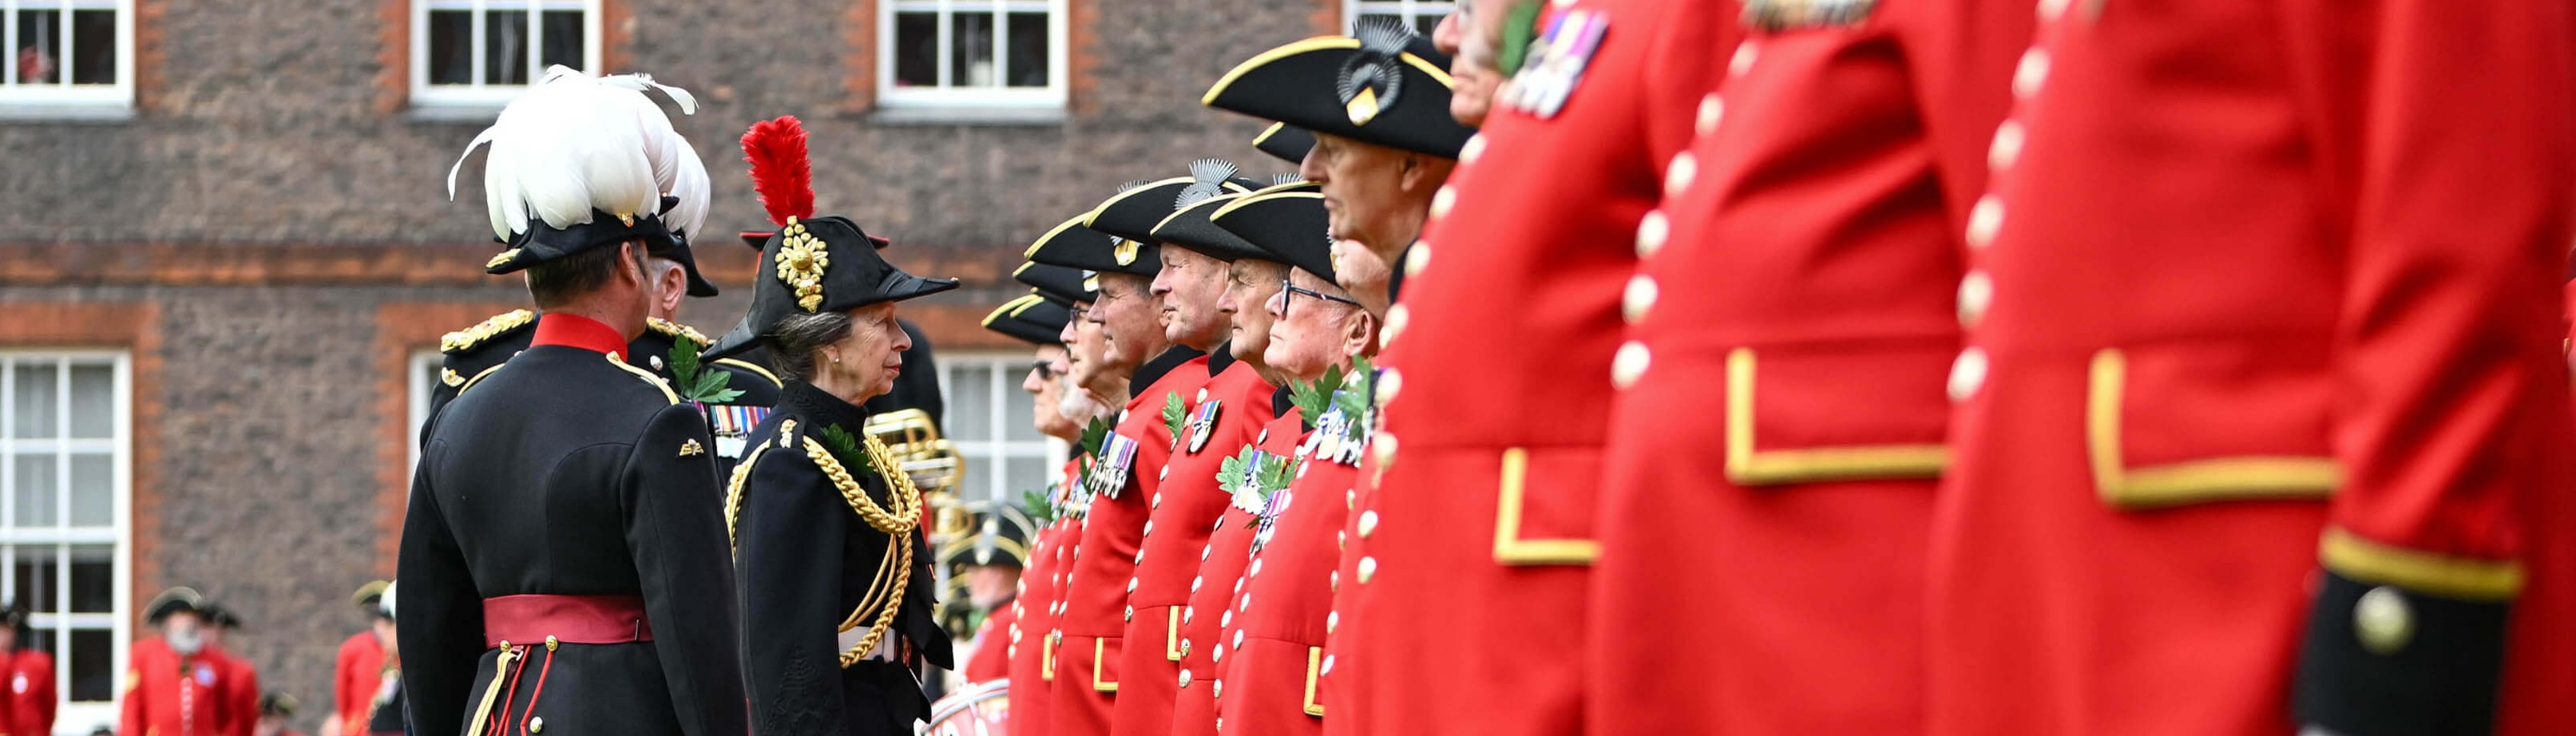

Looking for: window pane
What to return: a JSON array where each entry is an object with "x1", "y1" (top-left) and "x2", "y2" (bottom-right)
[
  {"x1": 13, "y1": 455, "x2": 56, "y2": 528},
  {"x1": 69, "y1": 9, "x2": 112, "y2": 85},
  {"x1": 11, "y1": 10, "x2": 61, "y2": 85},
  {"x1": 69, "y1": 628, "x2": 109, "y2": 702},
  {"x1": 951, "y1": 12, "x2": 995, "y2": 88},
  {"x1": 69, "y1": 545, "x2": 110, "y2": 612},
  {"x1": 13, "y1": 548, "x2": 55, "y2": 611},
  {"x1": 484, "y1": 10, "x2": 529, "y2": 85},
  {"x1": 1005, "y1": 456, "x2": 1049, "y2": 505},
  {"x1": 67, "y1": 365, "x2": 110, "y2": 439},
  {"x1": 893, "y1": 12, "x2": 937, "y2": 87},
  {"x1": 1413, "y1": 13, "x2": 1443, "y2": 37},
  {"x1": 1005, "y1": 12, "x2": 1048, "y2": 88},
  {"x1": 426, "y1": 10, "x2": 474, "y2": 85},
  {"x1": 1002, "y1": 377, "x2": 1040, "y2": 442},
  {"x1": 539, "y1": 10, "x2": 584, "y2": 69},
  {"x1": 947, "y1": 365, "x2": 993, "y2": 441},
  {"x1": 68, "y1": 454, "x2": 109, "y2": 527},
  {"x1": 10, "y1": 365, "x2": 53, "y2": 439}
]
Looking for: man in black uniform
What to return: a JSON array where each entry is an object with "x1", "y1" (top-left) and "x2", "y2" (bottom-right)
[{"x1": 399, "y1": 68, "x2": 747, "y2": 736}]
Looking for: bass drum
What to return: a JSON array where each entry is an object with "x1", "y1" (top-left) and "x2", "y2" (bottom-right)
[{"x1": 922, "y1": 679, "x2": 1010, "y2": 736}]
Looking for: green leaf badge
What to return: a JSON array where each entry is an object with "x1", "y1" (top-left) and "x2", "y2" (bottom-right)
[
  {"x1": 668, "y1": 338, "x2": 746, "y2": 404},
  {"x1": 1023, "y1": 488, "x2": 1057, "y2": 525},
  {"x1": 1080, "y1": 417, "x2": 1113, "y2": 458},
  {"x1": 1163, "y1": 391, "x2": 1189, "y2": 448},
  {"x1": 817, "y1": 424, "x2": 877, "y2": 474},
  {"x1": 1289, "y1": 362, "x2": 1345, "y2": 421}
]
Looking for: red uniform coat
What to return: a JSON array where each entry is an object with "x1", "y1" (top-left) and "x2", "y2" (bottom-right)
[
  {"x1": 329, "y1": 632, "x2": 383, "y2": 736},
  {"x1": 1008, "y1": 467, "x2": 1080, "y2": 736},
  {"x1": 1334, "y1": 2, "x2": 1734, "y2": 735},
  {"x1": 1173, "y1": 409, "x2": 1303, "y2": 736},
  {"x1": 120, "y1": 639, "x2": 235, "y2": 736},
  {"x1": 3, "y1": 648, "x2": 56, "y2": 736},
  {"x1": 1110, "y1": 358, "x2": 1275, "y2": 736},
  {"x1": 1051, "y1": 351, "x2": 1209, "y2": 736},
  {"x1": 964, "y1": 602, "x2": 1017, "y2": 684},
  {"x1": 1932, "y1": 0, "x2": 2576, "y2": 734},
  {"x1": 1589, "y1": 0, "x2": 2022, "y2": 732},
  {"x1": 1217, "y1": 409, "x2": 1358, "y2": 736},
  {"x1": 206, "y1": 647, "x2": 256, "y2": 736}
]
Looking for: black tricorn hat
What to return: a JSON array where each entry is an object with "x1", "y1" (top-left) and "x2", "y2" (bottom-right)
[
  {"x1": 1203, "y1": 20, "x2": 1474, "y2": 159},
  {"x1": 1254, "y1": 123, "x2": 1317, "y2": 164},
  {"x1": 1026, "y1": 212, "x2": 1155, "y2": 277},
  {"x1": 1014, "y1": 261, "x2": 1096, "y2": 304},
  {"x1": 646, "y1": 231, "x2": 721, "y2": 297},
  {"x1": 1085, "y1": 160, "x2": 1260, "y2": 246},
  {"x1": 261, "y1": 691, "x2": 301, "y2": 718},
  {"x1": 1213, "y1": 188, "x2": 1337, "y2": 283},
  {"x1": 982, "y1": 293, "x2": 1072, "y2": 346},
  {"x1": 145, "y1": 587, "x2": 206, "y2": 623},
  {"x1": 1157, "y1": 179, "x2": 1327, "y2": 263},
  {"x1": 706, "y1": 216, "x2": 961, "y2": 360},
  {"x1": 938, "y1": 502, "x2": 1036, "y2": 569},
  {"x1": 204, "y1": 603, "x2": 244, "y2": 630}
]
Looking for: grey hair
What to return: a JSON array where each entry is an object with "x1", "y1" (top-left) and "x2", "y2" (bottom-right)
[{"x1": 767, "y1": 310, "x2": 855, "y2": 384}]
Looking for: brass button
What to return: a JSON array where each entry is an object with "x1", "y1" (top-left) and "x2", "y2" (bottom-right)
[
  {"x1": 1126, "y1": 577, "x2": 1139, "y2": 594},
  {"x1": 1730, "y1": 42, "x2": 1760, "y2": 77},
  {"x1": 1622, "y1": 275, "x2": 1659, "y2": 325},
  {"x1": 1988, "y1": 120, "x2": 2025, "y2": 172},
  {"x1": 2013, "y1": 49, "x2": 2051, "y2": 100},
  {"x1": 1957, "y1": 270, "x2": 1994, "y2": 328},
  {"x1": 1635, "y1": 210, "x2": 1669, "y2": 259},
  {"x1": 1223, "y1": 610, "x2": 1234, "y2": 627},
  {"x1": 1460, "y1": 134, "x2": 1487, "y2": 164},
  {"x1": 2355, "y1": 586, "x2": 2415, "y2": 655},
  {"x1": 1948, "y1": 347, "x2": 1988, "y2": 403},
  {"x1": 1250, "y1": 559, "x2": 1263, "y2": 577},
  {"x1": 1124, "y1": 606, "x2": 1135, "y2": 622},
  {"x1": 1196, "y1": 388, "x2": 1209, "y2": 403},
  {"x1": 1373, "y1": 433, "x2": 1398, "y2": 470},
  {"x1": 529, "y1": 717, "x2": 545, "y2": 734},
  {"x1": 1327, "y1": 611, "x2": 1338, "y2": 634},
  {"x1": 1357, "y1": 556, "x2": 1378, "y2": 584},
  {"x1": 1376, "y1": 369, "x2": 1403, "y2": 404},
  {"x1": 2039, "y1": 0, "x2": 2070, "y2": 21},
  {"x1": 1359, "y1": 510, "x2": 1379, "y2": 538},
  {"x1": 1612, "y1": 340, "x2": 1652, "y2": 390},
  {"x1": 1191, "y1": 576, "x2": 1203, "y2": 592},
  {"x1": 1694, "y1": 94, "x2": 1724, "y2": 137},
  {"x1": 1233, "y1": 631, "x2": 1245, "y2": 649},
  {"x1": 1184, "y1": 606, "x2": 1195, "y2": 623},
  {"x1": 1179, "y1": 669, "x2": 1195, "y2": 688},
  {"x1": 1663, "y1": 152, "x2": 1698, "y2": 198},
  {"x1": 1404, "y1": 245, "x2": 1432, "y2": 279},
  {"x1": 1382, "y1": 305, "x2": 1409, "y2": 346},
  {"x1": 1965, "y1": 195, "x2": 2004, "y2": 249},
  {"x1": 1430, "y1": 186, "x2": 1457, "y2": 220},
  {"x1": 1323, "y1": 655, "x2": 1335, "y2": 675}
]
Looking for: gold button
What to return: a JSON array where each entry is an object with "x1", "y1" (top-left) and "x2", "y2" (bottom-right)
[
  {"x1": 1323, "y1": 655, "x2": 1335, "y2": 675},
  {"x1": 1988, "y1": 120, "x2": 2025, "y2": 171},
  {"x1": 1359, "y1": 510, "x2": 1379, "y2": 538},
  {"x1": 1196, "y1": 388, "x2": 1209, "y2": 403},
  {"x1": 1159, "y1": 466, "x2": 1169, "y2": 481},
  {"x1": 1376, "y1": 369, "x2": 1403, "y2": 404},
  {"x1": 1663, "y1": 152, "x2": 1698, "y2": 198},
  {"x1": 1151, "y1": 493, "x2": 1162, "y2": 509},
  {"x1": 1382, "y1": 305, "x2": 1409, "y2": 346},
  {"x1": 1212, "y1": 681, "x2": 1224, "y2": 698},
  {"x1": 1635, "y1": 210, "x2": 1669, "y2": 259},
  {"x1": 1327, "y1": 611, "x2": 1338, "y2": 634},
  {"x1": 1240, "y1": 592, "x2": 1253, "y2": 610},
  {"x1": 1404, "y1": 244, "x2": 1432, "y2": 279},
  {"x1": 1957, "y1": 270, "x2": 1994, "y2": 328},
  {"x1": 1144, "y1": 520, "x2": 1155, "y2": 536},
  {"x1": 1730, "y1": 42, "x2": 1760, "y2": 77},
  {"x1": 2013, "y1": 49, "x2": 2050, "y2": 100},
  {"x1": 1125, "y1": 606, "x2": 1135, "y2": 622},
  {"x1": 2356, "y1": 586, "x2": 2415, "y2": 655},
  {"x1": 1357, "y1": 556, "x2": 1377, "y2": 584},
  {"x1": 1250, "y1": 559, "x2": 1263, "y2": 577},
  {"x1": 529, "y1": 717, "x2": 545, "y2": 734},
  {"x1": 1233, "y1": 631, "x2": 1245, "y2": 649},
  {"x1": 1611, "y1": 340, "x2": 1652, "y2": 390},
  {"x1": 1948, "y1": 346, "x2": 1989, "y2": 403},
  {"x1": 1212, "y1": 646, "x2": 1225, "y2": 664},
  {"x1": 1191, "y1": 576, "x2": 1203, "y2": 592},
  {"x1": 1184, "y1": 606, "x2": 1195, "y2": 623},
  {"x1": 1126, "y1": 578, "x2": 1139, "y2": 594},
  {"x1": 1460, "y1": 134, "x2": 1487, "y2": 164},
  {"x1": 1179, "y1": 670, "x2": 1194, "y2": 688},
  {"x1": 1373, "y1": 433, "x2": 1398, "y2": 469},
  {"x1": 1430, "y1": 186, "x2": 1457, "y2": 220},
  {"x1": 1694, "y1": 94, "x2": 1724, "y2": 137},
  {"x1": 1338, "y1": 530, "x2": 1346, "y2": 550},
  {"x1": 2038, "y1": 0, "x2": 2070, "y2": 21},
  {"x1": 1965, "y1": 195, "x2": 2005, "y2": 249},
  {"x1": 1622, "y1": 275, "x2": 1659, "y2": 325},
  {"x1": 1223, "y1": 610, "x2": 1234, "y2": 627}
]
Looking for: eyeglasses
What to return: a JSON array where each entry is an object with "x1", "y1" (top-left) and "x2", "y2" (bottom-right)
[
  {"x1": 1029, "y1": 360, "x2": 1060, "y2": 381},
  {"x1": 1278, "y1": 276, "x2": 1364, "y2": 316}
]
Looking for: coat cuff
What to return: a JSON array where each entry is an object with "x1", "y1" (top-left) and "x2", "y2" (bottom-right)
[{"x1": 2293, "y1": 569, "x2": 2509, "y2": 736}]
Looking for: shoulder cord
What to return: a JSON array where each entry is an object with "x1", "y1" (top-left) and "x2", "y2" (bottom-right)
[{"x1": 722, "y1": 423, "x2": 924, "y2": 669}]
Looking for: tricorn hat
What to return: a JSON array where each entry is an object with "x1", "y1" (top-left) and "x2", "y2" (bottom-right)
[
  {"x1": 1254, "y1": 123, "x2": 1318, "y2": 164},
  {"x1": 707, "y1": 117, "x2": 961, "y2": 360},
  {"x1": 1203, "y1": 21, "x2": 1475, "y2": 158},
  {"x1": 982, "y1": 294, "x2": 1072, "y2": 346},
  {"x1": 1013, "y1": 261, "x2": 1096, "y2": 304},
  {"x1": 1212, "y1": 188, "x2": 1337, "y2": 283},
  {"x1": 1026, "y1": 212, "x2": 1152, "y2": 278},
  {"x1": 1085, "y1": 160, "x2": 1261, "y2": 246},
  {"x1": 145, "y1": 587, "x2": 206, "y2": 623}
]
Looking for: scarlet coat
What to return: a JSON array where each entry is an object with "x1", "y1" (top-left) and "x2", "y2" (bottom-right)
[
  {"x1": 120, "y1": 638, "x2": 236, "y2": 736},
  {"x1": 1931, "y1": 0, "x2": 2576, "y2": 734},
  {"x1": 1111, "y1": 355, "x2": 1276, "y2": 736},
  {"x1": 1005, "y1": 468, "x2": 1081, "y2": 736},
  {"x1": 963, "y1": 603, "x2": 1016, "y2": 685},
  {"x1": 330, "y1": 631, "x2": 385, "y2": 736},
  {"x1": 2, "y1": 647, "x2": 53, "y2": 736},
  {"x1": 1050, "y1": 349, "x2": 1208, "y2": 736},
  {"x1": 1333, "y1": 1, "x2": 1734, "y2": 734},
  {"x1": 1171, "y1": 407, "x2": 1302, "y2": 736},
  {"x1": 1217, "y1": 406, "x2": 1359, "y2": 736}
]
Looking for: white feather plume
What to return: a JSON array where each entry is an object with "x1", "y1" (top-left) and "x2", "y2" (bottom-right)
[{"x1": 446, "y1": 65, "x2": 702, "y2": 242}]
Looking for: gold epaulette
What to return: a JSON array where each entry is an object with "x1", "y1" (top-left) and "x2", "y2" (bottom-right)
[
  {"x1": 647, "y1": 317, "x2": 711, "y2": 348},
  {"x1": 441, "y1": 309, "x2": 535, "y2": 354}
]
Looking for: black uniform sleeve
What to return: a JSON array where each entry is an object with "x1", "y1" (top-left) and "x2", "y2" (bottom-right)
[
  {"x1": 620, "y1": 405, "x2": 750, "y2": 736},
  {"x1": 736, "y1": 441, "x2": 853, "y2": 736},
  {"x1": 396, "y1": 437, "x2": 484, "y2": 736}
]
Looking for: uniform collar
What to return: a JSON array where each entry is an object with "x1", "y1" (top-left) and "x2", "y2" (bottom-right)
[
  {"x1": 529, "y1": 313, "x2": 631, "y2": 357},
  {"x1": 1270, "y1": 385, "x2": 1295, "y2": 417},
  {"x1": 1205, "y1": 340, "x2": 1237, "y2": 376},
  {"x1": 780, "y1": 381, "x2": 873, "y2": 433},
  {"x1": 1134, "y1": 346, "x2": 1204, "y2": 390}
]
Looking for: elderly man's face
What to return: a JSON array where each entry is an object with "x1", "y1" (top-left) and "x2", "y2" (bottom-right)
[
  {"x1": 1151, "y1": 245, "x2": 1234, "y2": 351},
  {"x1": 1088, "y1": 273, "x2": 1168, "y2": 372},
  {"x1": 1300, "y1": 133, "x2": 1417, "y2": 250},
  {"x1": 1263, "y1": 268, "x2": 1366, "y2": 381},
  {"x1": 1433, "y1": 3, "x2": 1511, "y2": 126},
  {"x1": 1221, "y1": 259, "x2": 1288, "y2": 363}
]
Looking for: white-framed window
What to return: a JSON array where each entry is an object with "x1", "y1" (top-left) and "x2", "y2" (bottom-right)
[
  {"x1": 408, "y1": 351, "x2": 441, "y2": 473},
  {"x1": 1344, "y1": 0, "x2": 1453, "y2": 37},
  {"x1": 0, "y1": 351, "x2": 131, "y2": 734},
  {"x1": 878, "y1": 0, "x2": 1067, "y2": 111},
  {"x1": 409, "y1": 0, "x2": 602, "y2": 109},
  {"x1": 0, "y1": 0, "x2": 135, "y2": 113},
  {"x1": 937, "y1": 352, "x2": 1065, "y2": 507}
]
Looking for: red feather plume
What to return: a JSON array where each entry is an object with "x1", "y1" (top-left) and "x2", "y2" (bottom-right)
[{"x1": 742, "y1": 116, "x2": 815, "y2": 227}]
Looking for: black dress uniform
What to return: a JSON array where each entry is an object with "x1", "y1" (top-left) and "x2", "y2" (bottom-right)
[
  {"x1": 402, "y1": 67, "x2": 745, "y2": 736},
  {"x1": 707, "y1": 115, "x2": 963, "y2": 736}
]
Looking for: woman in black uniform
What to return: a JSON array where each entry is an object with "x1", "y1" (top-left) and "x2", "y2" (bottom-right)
[{"x1": 704, "y1": 117, "x2": 962, "y2": 736}]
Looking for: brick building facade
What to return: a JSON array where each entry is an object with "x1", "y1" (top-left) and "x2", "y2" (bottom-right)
[{"x1": 0, "y1": 0, "x2": 1453, "y2": 731}]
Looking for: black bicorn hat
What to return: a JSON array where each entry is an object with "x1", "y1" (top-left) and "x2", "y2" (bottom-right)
[
  {"x1": 351, "y1": 580, "x2": 390, "y2": 610},
  {"x1": 145, "y1": 587, "x2": 206, "y2": 623},
  {"x1": 1085, "y1": 160, "x2": 1262, "y2": 247},
  {"x1": 706, "y1": 117, "x2": 961, "y2": 360},
  {"x1": 458, "y1": 70, "x2": 710, "y2": 279},
  {"x1": 1026, "y1": 210, "x2": 1155, "y2": 277},
  {"x1": 982, "y1": 293, "x2": 1072, "y2": 346},
  {"x1": 1203, "y1": 19, "x2": 1476, "y2": 159},
  {"x1": 1254, "y1": 123, "x2": 1318, "y2": 164},
  {"x1": 1212, "y1": 187, "x2": 1337, "y2": 283},
  {"x1": 1014, "y1": 261, "x2": 1097, "y2": 304}
]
